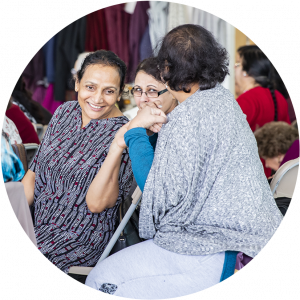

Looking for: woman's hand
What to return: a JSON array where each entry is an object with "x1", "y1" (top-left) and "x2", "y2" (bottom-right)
[
  {"x1": 139, "y1": 100, "x2": 165, "y2": 133},
  {"x1": 111, "y1": 122, "x2": 131, "y2": 151},
  {"x1": 129, "y1": 102, "x2": 167, "y2": 133}
]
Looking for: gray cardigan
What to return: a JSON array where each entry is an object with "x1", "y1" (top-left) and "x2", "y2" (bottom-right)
[{"x1": 139, "y1": 84, "x2": 283, "y2": 258}]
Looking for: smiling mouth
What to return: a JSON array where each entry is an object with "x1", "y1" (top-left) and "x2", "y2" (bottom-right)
[{"x1": 87, "y1": 102, "x2": 104, "y2": 111}]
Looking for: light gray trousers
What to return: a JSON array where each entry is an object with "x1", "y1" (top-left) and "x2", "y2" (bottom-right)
[{"x1": 85, "y1": 239, "x2": 225, "y2": 299}]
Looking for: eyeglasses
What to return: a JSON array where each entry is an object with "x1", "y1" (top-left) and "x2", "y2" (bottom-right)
[
  {"x1": 234, "y1": 63, "x2": 241, "y2": 68},
  {"x1": 131, "y1": 88, "x2": 168, "y2": 98}
]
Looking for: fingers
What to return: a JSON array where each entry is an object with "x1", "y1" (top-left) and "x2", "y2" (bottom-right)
[
  {"x1": 139, "y1": 100, "x2": 162, "y2": 109},
  {"x1": 150, "y1": 107, "x2": 167, "y2": 118}
]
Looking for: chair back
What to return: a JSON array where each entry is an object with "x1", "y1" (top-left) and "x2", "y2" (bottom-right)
[
  {"x1": 270, "y1": 157, "x2": 299, "y2": 198},
  {"x1": 11, "y1": 143, "x2": 39, "y2": 173},
  {"x1": 11, "y1": 144, "x2": 28, "y2": 172}
]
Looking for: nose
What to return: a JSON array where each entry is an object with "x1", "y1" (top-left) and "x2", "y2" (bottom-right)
[
  {"x1": 139, "y1": 92, "x2": 150, "y2": 103},
  {"x1": 94, "y1": 90, "x2": 104, "y2": 103}
]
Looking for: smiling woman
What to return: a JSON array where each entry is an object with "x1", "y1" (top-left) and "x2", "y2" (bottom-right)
[{"x1": 21, "y1": 50, "x2": 133, "y2": 274}]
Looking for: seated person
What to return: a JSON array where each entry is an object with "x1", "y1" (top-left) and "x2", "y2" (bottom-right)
[
  {"x1": 21, "y1": 50, "x2": 133, "y2": 273},
  {"x1": 3, "y1": 116, "x2": 22, "y2": 145},
  {"x1": 86, "y1": 25, "x2": 283, "y2": 299},
  {"x1": 6, "y1": 99, "x2": 40, "y2": 144},
  {"x1": 255, "y1": 121, "x2": 299, "y2": 172},
  {"x1": 12, "y1": 76, "x2": 52, "y2": 125}
]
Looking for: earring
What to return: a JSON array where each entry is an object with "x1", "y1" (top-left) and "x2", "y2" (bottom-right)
[{"x1": 243, "y1": 72, "x2": 247, "y2": 77}]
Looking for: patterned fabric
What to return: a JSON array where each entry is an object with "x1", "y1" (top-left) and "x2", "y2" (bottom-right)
[
  {"x1": 99, "y1": 283, "x2": 118, "y2": 295},
  {"x1": 1, "y1": 132, "x2": 25, "y2": 182},
  {"x1": 29, "y1": 101, "x2": 133, "y2": 272},
  {"x1": 2, "y1": 116, "x2": 22, "y2": 144},
  {"x1": 140, "y1": 84, "x2": 283, "y2": 258},
  {"x1": 12, "y1": 99, "x2": 37, "y2": 123}
]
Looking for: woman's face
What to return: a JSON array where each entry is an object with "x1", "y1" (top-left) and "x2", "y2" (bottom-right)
[
  {"x1": 234, "y1": 53, "x2": 245, "y2": 97},
  {"x1": 134, "y1": 71, "x2": 176, "y2": 114},
  {"x1": 265, "y1": 154, "x2": 285, "y2": 171},
  {"x1": 75, "y1": 64, "x2": 121, "y2": 127}
]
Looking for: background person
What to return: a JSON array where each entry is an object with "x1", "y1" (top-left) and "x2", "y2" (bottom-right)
[
  {"x1": 255, "y1": 121, "x2": 299, "y2": 171},
  {"x1": 235, "y1": 45, "x2": 290, "y2": 131},
  {"x1": 6, "y1": 99, "x2": 40, "y2": 144},
  {"x1": 21, "y1": 50, "x2": 133, "y2": 274}
]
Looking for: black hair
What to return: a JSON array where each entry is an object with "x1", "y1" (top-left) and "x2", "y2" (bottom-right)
[
  {"x1": 156, "y1": 24, "x2": 229, "y2": 92},
  {"x1": 76, "y1": 50, "x2": 127, "y2": 93},
  {"x1": 272, "y1": 67, "x2": 289, "y2": 99},
  {"x1": 12, "y1": 76, "x2": 46, "y2": 124},
  {"x1": 135, "y1": 57, "x2": 162, "y2": 82},
  {"x1": 238, "y1": 45, "x2": 278, "y2": 121}
]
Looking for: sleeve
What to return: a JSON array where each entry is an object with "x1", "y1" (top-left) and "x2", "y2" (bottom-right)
[
  {"x1": 124, "y1": 128, "x2": 155, "y2": 192},
  {"x1": 29, "y1": 104, "x2": 64, "y2": 173}
]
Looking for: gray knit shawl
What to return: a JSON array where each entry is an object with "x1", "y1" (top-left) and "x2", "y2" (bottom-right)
[{"x1": 139, "y1": 84, "x2": 283, "y2": 258}]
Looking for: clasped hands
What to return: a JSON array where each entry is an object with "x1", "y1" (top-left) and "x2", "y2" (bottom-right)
[{"x1": 113, "y1": 100, "x2": 167, "y2": 150}]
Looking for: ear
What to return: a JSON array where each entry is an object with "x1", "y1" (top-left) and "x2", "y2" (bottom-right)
[{"x1": 74, "y1": 76, "x2": 79, "y2": 92}]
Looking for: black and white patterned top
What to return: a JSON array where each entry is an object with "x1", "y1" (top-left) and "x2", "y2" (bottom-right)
[
  {"x1": 12, "y1": 98, "x2": 37, "y2": 124},
  {"x1": 29, "y1": 101, "x2": 133, "y2": 272}
]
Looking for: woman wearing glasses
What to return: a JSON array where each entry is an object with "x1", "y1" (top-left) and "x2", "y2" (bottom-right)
[{"x1": 86, "y1": 26, "x2": 283, "y2": 298}]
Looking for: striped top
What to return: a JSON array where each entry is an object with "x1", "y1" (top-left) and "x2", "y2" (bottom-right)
[{"x1": 29, "y1": 101, "x2": 133, "y2": 272}]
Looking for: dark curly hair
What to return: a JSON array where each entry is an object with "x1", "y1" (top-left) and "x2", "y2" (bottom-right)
[
  {"x1": 254, "y1": 122, "x2": 299, "y2": 158},
  {"x1": 135, "y1": 57, "x2": 162, "y2": 82},
  {"x1": 76, "y1": 50, "x2": 127, "y2": 92},
  {"x1": 238, "y1": 45, "x2": 279, "y2": 121},
  {"x1": 156, "y1": 24, "x2": 229, "y2": 92}
]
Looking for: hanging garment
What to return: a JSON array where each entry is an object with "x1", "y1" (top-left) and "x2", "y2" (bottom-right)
[
  {"x1": 147, "y1": 1, "x2": 169, "y2": 53},
  {"x1": 85, "y1": 9, "x2": 108, "y2": 52},
  {"x1": 124, "y1": 2, "x2": 137, "y2": 14},
  {"x1": 54, "y1": 17, "x2": 86, "y2": 102},
  {"x1": 42, "y1": 83, "x2": 64, "y2": 115},
  {"x1": 191, "y1": 9, "x2": 227, "y2": 47},
  {"x1": 43, "y1": 36, "x2": 56, "y2": 83},
  {"x1": 22, "y1": 48, "x2": 45, "y2": 94},
  {"x1": 127, "y1": 1, "x2": 150, "y2": 82},
  {"x1": 139, "y1": 25, "x2": 152, "y2": 62},
  {"x1": 167, "y1": 3, "x2": 188, "y2": 32},
  {"x1": 104, "y1": 4, "x2": 130, "y2": 68}
]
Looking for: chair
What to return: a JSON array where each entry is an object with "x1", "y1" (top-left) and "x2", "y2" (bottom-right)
[
  {"x1": 11, "y1": 143, "x2": 39, "y2": 172},
  {"x1": 270, "y1": 157, "x2": 299, "y2": 215},
  {"x1": 68, "y1": 183, "x2": 142, "y2": 279}
]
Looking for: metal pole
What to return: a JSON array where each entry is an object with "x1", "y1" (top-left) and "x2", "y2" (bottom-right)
[{"x1": 96, "y1": 192, "x2": 142, "y2": 265}]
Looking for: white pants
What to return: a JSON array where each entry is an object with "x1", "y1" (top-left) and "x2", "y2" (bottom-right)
[{"x1": 86, "y1": 239, "x2": 225, "y2": 299}]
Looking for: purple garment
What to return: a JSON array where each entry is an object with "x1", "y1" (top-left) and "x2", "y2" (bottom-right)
[
  {"x1": 235, "y1": 252, "x2": 253, "y2": 270},
  {"x1": 280, "y1": 140, "x2": 299, "y2": 166},
  {"x1": 42, "y1": 84, "x2": 63, "y2": 114},
  {"x1": 22, "y1": 49, "x2": 45, "y2": 94},
  {"x1": 140, "y1": 25, "x2": 153, "y2": 62},
  {"x1": 32, "y1": 86, "x2": 47, "y2": 105},
  {"x1": 104, "y1": 4, "x2": 131, "y2": 68},
  {"x1": 128, "y1": 1, "x2": 150, "y2": 82}
]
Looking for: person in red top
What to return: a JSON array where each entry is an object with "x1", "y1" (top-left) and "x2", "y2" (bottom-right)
[
  {"x1": 6, "y1": 100, "x2": 40, "y2": 144},
  {"x1": 235, "y1": 45, "x2": 291, "y2": 176}
]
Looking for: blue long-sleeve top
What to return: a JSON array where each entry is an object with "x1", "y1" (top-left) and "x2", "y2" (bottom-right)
[{"x1": 124, "y1": 128, "x2": 157, "y2": 192}]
